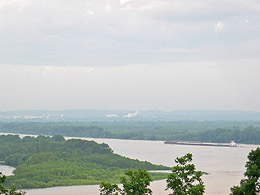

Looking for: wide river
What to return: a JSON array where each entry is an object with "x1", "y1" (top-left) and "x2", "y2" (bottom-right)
[{"x1": 0, "y1": 135, "x2": 259, "y2": 195}]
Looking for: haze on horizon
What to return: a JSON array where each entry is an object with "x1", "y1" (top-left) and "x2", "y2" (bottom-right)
[{"x1": 0, "y1": 0, "x2": 260, "y2": 112}]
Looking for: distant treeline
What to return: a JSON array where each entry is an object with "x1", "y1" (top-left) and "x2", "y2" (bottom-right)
[
  {"x1": 0, "y1": 122, "x2": 110, "y2": 138},
  {"x1": 0, "y1": 134, "x2": 168, "y2": 189},
  {"x1": 170, "y1": 126, "x2": 260, "y2": 144},
  {"x1": 0, "y1": 122, "x2": 260, "y2": 144}
]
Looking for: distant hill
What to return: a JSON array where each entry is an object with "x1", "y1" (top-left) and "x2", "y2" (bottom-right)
[{"x1": 0, "y1": 109, "x2": 260, "y2": 122}]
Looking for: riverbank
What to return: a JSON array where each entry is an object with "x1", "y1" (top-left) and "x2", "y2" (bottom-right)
[
  {"x1": 0, "y1": 134, "x2": 169, "y2": 189},
  {"x1": 0, "y1": 133, "x2": 258, "y2": 194}
]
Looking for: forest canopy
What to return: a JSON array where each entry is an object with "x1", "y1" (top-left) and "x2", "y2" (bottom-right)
[
  {"x1": 0, "y1": 134, "x2": 168, "y2": 189},
  {"x1": 0, "y1": 121, "x2": 260, "y2": 144}
]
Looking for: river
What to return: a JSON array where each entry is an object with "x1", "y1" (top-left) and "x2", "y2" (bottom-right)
[
  {"x1": 0, "y1": 164, "x2": 15, "y2": 176},
  {"x1": 0, "y1": 135, "x2": 258, "y2": 194}
]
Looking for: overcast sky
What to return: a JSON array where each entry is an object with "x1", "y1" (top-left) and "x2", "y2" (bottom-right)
[{"x1": 1, "y1": 0, "x2": 260, "y2": 111}]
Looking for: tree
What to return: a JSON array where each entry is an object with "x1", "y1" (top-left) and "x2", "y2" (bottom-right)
[
  {"x1": 51, "y1": 134, "x2": 65, "y2": 142},
  {"x1": 99, "y1": 169, "x2": 152, "y2": 195},
  {"x1": 166, "y1": 153, "x2": 206, "y2": 195},
  {"x1": 231, "y1": 147, "x2": 260, "y2": 195},
  {"x1": 0, "y1": 172, "x2": 25, "y2": 195},
  {"x1": 120, "y1": 169, "x2": 152, "y2": 195},
  {"x1": 100, "y1": 182, "x2": 121, "y2": 195}
]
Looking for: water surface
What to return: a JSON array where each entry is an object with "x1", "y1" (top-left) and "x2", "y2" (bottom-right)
[
  {"x1": 0, "y1": 134, "x2": 258, "y2": 194},
  {"x1": 0, "y1": 164, "x2": 15, "y2": 176}
]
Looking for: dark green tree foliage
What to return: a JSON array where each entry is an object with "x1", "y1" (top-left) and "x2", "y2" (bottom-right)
[
  {"x1": 120, "y1": 169, "x2": 152, "y2": 195},
  {"x1": 0, "y1": 172, "x2": 25, "y2": 195},
  {"x1": 180, "y1": 126, "x2": 260, "y2": 144},
  {"x1": 51, "y1": 134, "x2": 65, "y2": 141},
  {"x1": 0, "y1": 135, "x2": 168, "y2": 189},
  {"x1": 100, "y1": 182, "x2": 121, "y2": 195},
  {"x1": 1, "y1": 122, "x2": 260, "y2": 144},
  {"x1": 100, "y1": 169, "x2": 152, "y2": 195},
  {"x1": 231, "y1": 147, "x2": 260, "y2": 195},
  {"x1": 0, "y1": 123, "x2": 110, "y2": 138},
  {"x1": 166, "y1": 153, "x2": 205, "y2": 195}
]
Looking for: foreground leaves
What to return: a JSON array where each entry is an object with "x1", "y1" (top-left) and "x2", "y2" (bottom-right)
[
  {"x1": 166, "y1": 153, "x2": 206, "y2": 195},
  {"x1": 0, "y1": 172, "x2": 25, "y2": 195},
  {"x1": 100, "y1": 169, "x2": 152, "y2": 195},
  {"x1": 231, "y1": 147, "x2": 260, "y2": 195}
]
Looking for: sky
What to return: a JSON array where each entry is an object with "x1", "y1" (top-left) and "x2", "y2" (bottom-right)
[{"x1": 0, "y1": 0, "x2": 260, "y2": 111}]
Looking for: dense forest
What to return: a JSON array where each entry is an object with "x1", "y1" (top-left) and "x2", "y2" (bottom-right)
[
  {"x1": 0, "y1": 134, "x2": 168, "y2": 189},
  {"x1": 1, "y1": 121, "x2": 260, "y2": 144},
  {"x1": 0, "y1": 122, "x2": 110, "y2": 138}
]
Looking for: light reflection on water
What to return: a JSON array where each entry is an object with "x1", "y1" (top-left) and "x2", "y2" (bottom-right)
[{"x1": 0, "y1": 134, "x2": 258, "y2": 195}]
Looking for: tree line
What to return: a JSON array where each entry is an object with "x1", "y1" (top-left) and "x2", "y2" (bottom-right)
[{"x1": 1, "y1": 122, "x2": 260, "y2": 144}]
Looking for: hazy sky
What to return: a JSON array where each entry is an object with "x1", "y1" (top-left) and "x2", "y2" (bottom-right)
[{"x1": 1, "y1": 0, "x2": 260, "y2": 111}]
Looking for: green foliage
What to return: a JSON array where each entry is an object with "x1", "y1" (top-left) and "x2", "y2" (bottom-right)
[
  {"x1": 100, "y1": 169, "x2": 152, "y2": 195},
  {"x1": 180, "y1": 126, "x2": 260, "y2": 144},
  {"x1": 0, "y1": 134, "x2": 168, "y2": 189},
  {"x1": 0, "y1": 172, "x2": 25, "y2": 195},
  {"x1": 166, "y1": 153, "x2": 206, "y2": 195},
  {"x1": 0, "y1": 122, "x2": 110, "y2": 138},
  {"x1": 1, "y1": 121, "x2": 260, "y2": 144},
  {"x1": 120, "y1": 169, "x2": 152, "y2": 195},
  {"x1": 100, "y1": 182, "x2": 121, "y2": 195},
  {"x1": 51, "y1": 134, "x2": 65, "y2": 141},
  {"x1": 231, "y1": 147, "x2": 260, "y2": 195},
  {"x1": 100, "y1": 154, "x2": 205, "y2": 195}
]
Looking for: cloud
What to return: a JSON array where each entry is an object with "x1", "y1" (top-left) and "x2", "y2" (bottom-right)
[
  {"x1": 105, "y1": 4, "x2": 112, "y2": 12},
  {"x1": 42, "y1": 66, "x2": 68, "y2": 76},
  {"x1": 214, "y1": 22, "x2": 224, "y2": 32},
  {"x1": 120, "y1": 0, "x2": 132, "y2": 5},
  {"x1": 84, "y1": 67, "x2": 94, "y2": 73},
  {"x1": 86, "y1": 10, "x2": 95, "y2": 15},
  {"x1": 1, "y1": 62, "x2": 260, "y2": 111},
  {"x1": 43, "y1": 66, "x2": 68, "y2": 73},
  {"x1": 0, "y1": 0, "x2": 259, "y2": 67}
]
